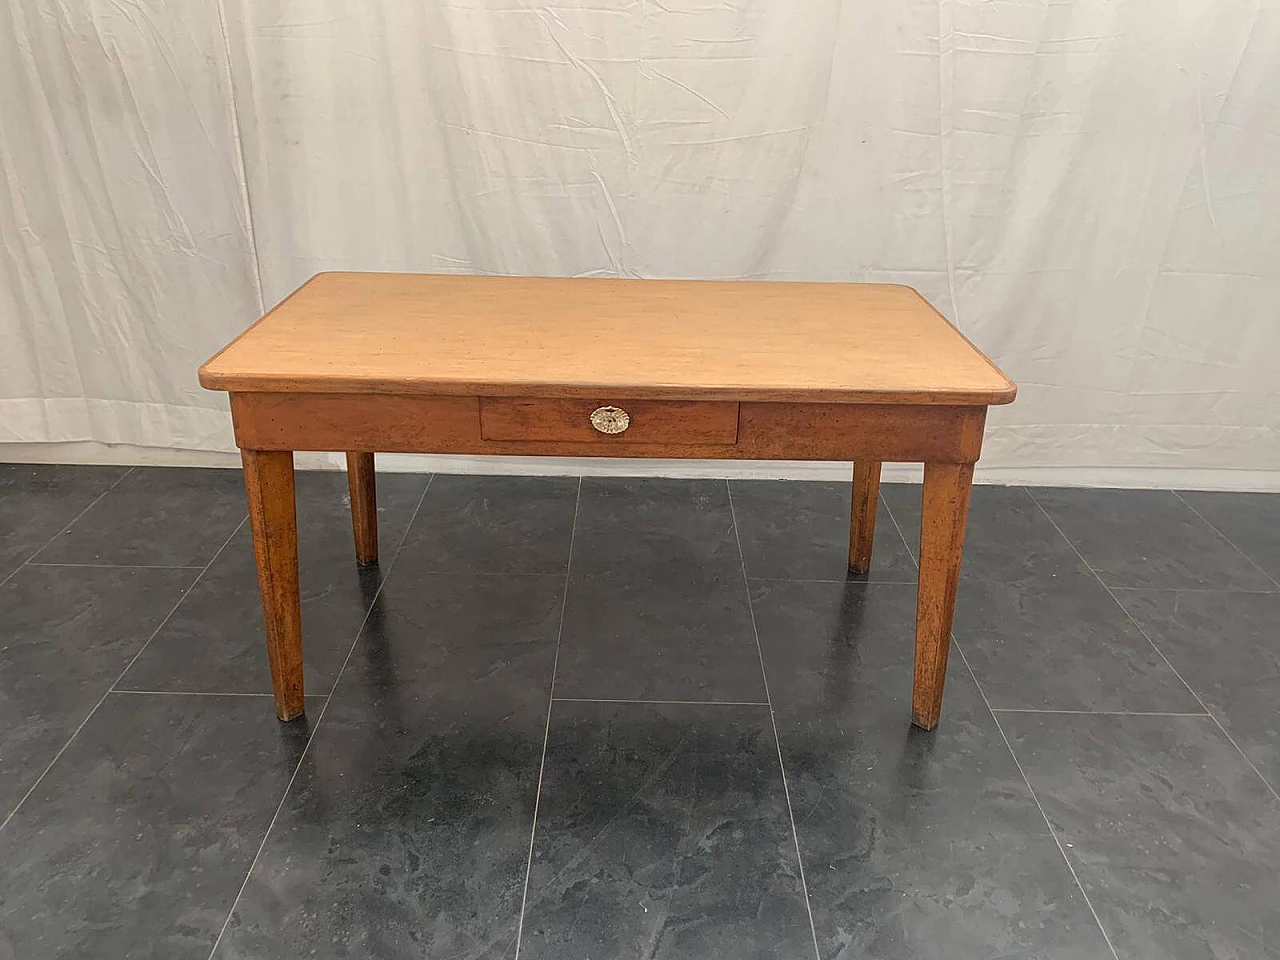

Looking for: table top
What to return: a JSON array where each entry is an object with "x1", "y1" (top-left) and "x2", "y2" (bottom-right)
[{"x1": 199, "y1": 272, "x2": 1016, "y2": 405}]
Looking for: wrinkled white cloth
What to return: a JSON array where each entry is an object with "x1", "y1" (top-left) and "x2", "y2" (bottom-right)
[{"x1": 2, "y1": 0, "x2": 1277, "y2": 473}]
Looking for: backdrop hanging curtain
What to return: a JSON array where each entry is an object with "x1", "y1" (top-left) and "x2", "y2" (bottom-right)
[{"x1": 2, "y1": 0, "x2": 1277, "y2": 479}]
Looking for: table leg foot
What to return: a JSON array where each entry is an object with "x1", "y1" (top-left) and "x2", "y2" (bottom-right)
[
  {"x1": 346, "y1": 451, "x2": 378, "y2": 565},
  {"x1": 848, "y1": 460, "x2": 882, "y2": 575},
  {"x1": 912, "y1": 461, "x2": 974, "y2": 730},
  {"x1": 242, "y1": 449, "x2": 305, "y2": 722}
]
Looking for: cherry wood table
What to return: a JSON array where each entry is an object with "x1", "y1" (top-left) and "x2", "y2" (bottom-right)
[{"x1": 200, "y1": 272, "x2": 1016, "y2": 729}]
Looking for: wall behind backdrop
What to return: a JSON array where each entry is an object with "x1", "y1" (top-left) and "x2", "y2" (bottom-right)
[{"x1": 2, "y1": 0, "x2": 1277, "y2": 486}]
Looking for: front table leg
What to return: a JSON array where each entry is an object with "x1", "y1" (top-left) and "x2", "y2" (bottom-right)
[
  {"x1": 241, "y1": 449, "x2": 305, "y2": 721},
  {"x1": 912, "y1": 462, "x2": 975, "y2": 730}
]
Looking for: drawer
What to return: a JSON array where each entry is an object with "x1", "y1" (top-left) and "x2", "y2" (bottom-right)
[{"x1": 480, "y1": 398, "x2": 739, "y2": 445}]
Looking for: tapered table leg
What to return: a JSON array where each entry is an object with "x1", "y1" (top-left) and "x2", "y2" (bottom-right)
[
  {"x1": 848, "y1": 460, "x2": 882, "y2": 575},
  {"x1": 912, "y1": 461, "x2": 974, "y2": 730},
  {"x1": 241, "y1": 449, "x2": 305, "y2": 721},
  {"x1": 346, "y1": 451, "x2": 378, "y2": 565}
]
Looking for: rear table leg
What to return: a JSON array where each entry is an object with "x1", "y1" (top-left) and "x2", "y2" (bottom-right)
[
  {"x1": 848, "y1": 460, "x2": 882, "y2": 575},
  {"x1": 346, "y1": 451, "x2": 378, "y2": 565}
]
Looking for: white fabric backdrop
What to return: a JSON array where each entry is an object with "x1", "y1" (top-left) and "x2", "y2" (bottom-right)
[{"x1": 3, "y1": 0, "x2": 1278, "y2": 482}]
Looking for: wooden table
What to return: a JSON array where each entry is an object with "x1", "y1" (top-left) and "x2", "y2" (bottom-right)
[{"x1": 199, "y1": 272, "x2": 1015, "y2": 730}]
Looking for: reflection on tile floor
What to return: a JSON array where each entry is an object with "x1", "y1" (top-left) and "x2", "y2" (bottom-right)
[{"x1": 1, "y1": 464, "x2": 1278, "y2": 959}]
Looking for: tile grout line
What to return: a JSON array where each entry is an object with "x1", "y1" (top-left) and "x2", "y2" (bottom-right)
[
  {"x1": 553, "y1": 697, "x2": 771, "y2": 706},
  {"x1": 110, "y1": 690, "x2": 292, "y2": 698},
  {"x1": 725, "y1": 479, "x2": 822, "y2": 960},
  {"x1": 888, "y1": 487, "x2": 1119, "y2": 957},
  {"x1": 0, "y1": 498, "x2": 237, "y2": 835},
  {"x1": 879, "y1": 492, "x2": 918, "y2": 569},
  {"x1": 991, "y1": 708, "x2": 1211, "y2": 717},
  {"x1": 513, "y1": 475, "x2": 582, "y2": 960},
  {"x1": 0, "y1": 466, "x2": 135, "y2": 589},
  {"x1": 1171, "y1": 490, "x2": 1280, "y2": 591},
  {"x1": 1024, "y1": 486, "x2": 1280, "y2": 806},
  {"x1": 407, "y1": 570, "x2": 567, "y2": 578},
  {"x1": 953, "y1": 640, "x2": 1123, "y2": 960},
  {"x1": 748, "y1": 576, "x2": 919, "y2": 585},
  {"x1": 107, "y1": 514, "x2": 251, "y2": 696},
  {"x1": 205, "y1": 472, "x2": 435, "y2": 959},
  {"x1": 26, "y1": 562, "x2": 209, "y2": 571},
  {"x1": 1108, "y1": 585, "x2": 1278, "y2": 595}
]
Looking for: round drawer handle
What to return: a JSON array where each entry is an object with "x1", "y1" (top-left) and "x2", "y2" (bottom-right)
[{"x1": 590, "y1": 405, "x2": 631, "y2": 435}]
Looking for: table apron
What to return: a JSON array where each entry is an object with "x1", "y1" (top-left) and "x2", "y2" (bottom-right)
[{"x1": 229, "y1": 393, "x2": 988, "y2": 463}]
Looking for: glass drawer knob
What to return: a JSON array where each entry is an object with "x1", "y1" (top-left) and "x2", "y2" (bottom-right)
[{"x1": 590, "y1": 405, "x2": 630, "y2": 435}]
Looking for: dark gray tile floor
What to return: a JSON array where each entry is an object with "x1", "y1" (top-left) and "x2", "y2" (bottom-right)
[{"x1": 1, "y1": 464, "x2": 1278, "y2": 960}]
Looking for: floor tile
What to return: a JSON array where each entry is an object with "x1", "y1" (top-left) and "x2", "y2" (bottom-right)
[
  {"x1": 1115, "y1": 588, "x2": 1280, "y2": 790},
  {"x1": 1030, "y1": 487, "x2": 1274, "y2": 591},
  {"x1": 729, "y1": 480, "x2": 917, "y2": 583},
  {"x1": 555, "y1": 565, "x2": 765, "y2": 703},
  {"x1": 953, "y1": 573, "x2": 1200, "y2": 712},
  {"x1": 0, "y1": 693, "x2": 310, "y2": 960},
  {"x1": 0, "y1": 564, "x2": 196, "y2": 816},
  {"x1": 571, "y1": 476, "x2": 740, "y2": 577},
  {"x1": 750, "y1": 579, "x2": 1111, "y2": 960},
  {"x1": 331, "y1": 567, "x2": 564, "y2": 717},
  {"x1": 0, "y1": 464, "x2": 128, "y2": 580},
  {"x1": 34, "y1": 466, "x2": 248, "y2": 567},
  {"x1": 554, "y1": 478, "x2": 764, "y2": 702},
  {"x1": 215, "y1": 574, "x2": 562, "y2": 960},
  {"x1": 9, "y1": 467, "x2": 1280, "y2": 960},
  {"x1": 395, "y1": 474, "x2": 578, "y2": 575},
  {"x1": 881, "y1": 483, "x2": 1091, "y2": 587},
  {"x1": 519, "y1": 700, "x2": 815, "y2": 960},
  {"x1": 1176, "y1": 490, "x2": 1280, "y2": 586},
  {"x1": 119, "y1": 471, "x2": 428, "y2": 696},
  {"x1": 1002, "y1": 713, "x2": 1280, "y2": 960}
]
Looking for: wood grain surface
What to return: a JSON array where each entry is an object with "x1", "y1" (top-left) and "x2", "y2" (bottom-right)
[
  {"x1": 912, "y1": 462, "x2": 975, "y2": 730},
  {"x1": 345, "y1": 451, "x2": 378, "y2": 565},
  {"x1": 229, "y1": 393, "x2": 988, "y2": 464},
  {"x1": 200, "y1": 272, "x2": 1016, "y2": 405},
  {"x1": 241, "y1": 449, "x2": 305, "y2": 721},
  {"x1": 479, "y1": 398, "x2": 739, "y2": 444},
  {"x1": 848, "y1": 461, "x2": 882, "y2": 575}
]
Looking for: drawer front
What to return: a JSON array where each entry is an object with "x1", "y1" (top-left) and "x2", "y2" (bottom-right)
[{"x1": 480, "y1": 398, "x2": 739, "y2": 445}]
